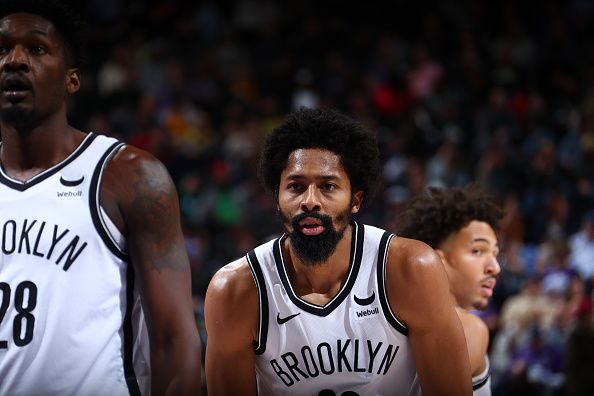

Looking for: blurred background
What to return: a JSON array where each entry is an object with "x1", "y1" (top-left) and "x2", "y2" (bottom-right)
[{"x1": 65, "y1": 0, "x2": 594, "y2": 394}]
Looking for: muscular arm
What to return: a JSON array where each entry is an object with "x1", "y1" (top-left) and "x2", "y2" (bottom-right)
[
  {"x1": 205, "y1": 259, "x2": 259, "y2": 396},
  {"x1": 103, "y1": 146, "x2": 201, "y2": 395},
  {"x1": 387, "y1": 237, "x2": 472, "y2": 396}
]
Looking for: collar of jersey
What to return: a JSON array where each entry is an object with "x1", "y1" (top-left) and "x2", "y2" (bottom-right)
[
  {"x1": 0, "y1": 132, "x2": 96, "y2": 191},
  {"x1": 273, "y1": 220, "x2": 364, "y2": 316}
]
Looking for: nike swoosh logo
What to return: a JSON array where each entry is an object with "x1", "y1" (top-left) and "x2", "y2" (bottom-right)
[
  {"x1": 354, "y1": 291, "x2": 375, "y2": 306},
  {"x1": 60, "y1": 175, "x2": 84, "y2": 187},
  {"x1": 276, "y1": 312, "x2": 300, "y2": 325}
]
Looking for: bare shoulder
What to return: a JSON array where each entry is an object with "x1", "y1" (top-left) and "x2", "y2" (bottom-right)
[
  {"x1": 384, "y1": 236, "x2": 454, "y2": 329},
  {"x1": 205, "y1": 256, "x2": 259, "y2": 341},
  {"x1": 458, "y1": 309, "x2": 489, "y2": 341},
  {"x1": 100, "y1": 144, "x2": 177, "y2": 231},
  {"x1": 456, "y1": 308, "x2": 489, "y2": 376},
  {"x1": 105, "y1": 145, "x2": 174, "y2": 202},
  {"x1": 206, "y1": 257, "x2": 259, "y2": 321},
  {"x1": 387, "y1": 236, "x2": 443, "y2": 276},
  {"x1": 207, "y1": 257, "x2": 258, "y2": 302}
]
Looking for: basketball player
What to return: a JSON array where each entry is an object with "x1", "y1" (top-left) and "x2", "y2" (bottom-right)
[
  {"x1": 0, "y1": 1, "x2": 201, "y2": 395},
  {"x1": 205, "y1": 107, "x2": 472, "y2": 395},
  {"x1": 395, "y1": 185, "x2": 503, "y2": 396}
]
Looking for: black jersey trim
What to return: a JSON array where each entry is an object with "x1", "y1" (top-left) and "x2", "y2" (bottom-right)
[
  {"x1": 273, "y1": 221, "x2": 364, "y2": 317},
  {"x1": 89, "y1": 141, "x2": 129, "y2": 261},
  {"x1": 472, "y1": 373, "x2": 490, "y2": 390},
  {"x1": 123, "y1": 263, "x2": 141, "y2": 396},
  {"x1": 377, "y1": 232, "x2": 409, "y2": 336},
  {"x1": 0, "y1": 132, "x2": 97, "y2": 191},
  {"x1": 472, "y1": 359, "x2": 491, "y2": 390},
  {"x1": 247, "y1": 250, "x2": 269, "y2": 355}
]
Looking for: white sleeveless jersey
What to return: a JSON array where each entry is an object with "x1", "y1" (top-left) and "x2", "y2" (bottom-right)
[
  {"x1": 0, "y1": 133, "x2": 149, "y2": 396},
  {"x1": 248, "y1": 222, "x2": 422, "y2": 396}
]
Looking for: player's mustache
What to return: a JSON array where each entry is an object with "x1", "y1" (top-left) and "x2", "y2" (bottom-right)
[{"x1": 480, "y1": 274, "x2": 498, "y2": 283}]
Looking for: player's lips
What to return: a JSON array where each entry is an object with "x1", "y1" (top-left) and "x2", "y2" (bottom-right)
[
  {"x1": 2, "y1": 90, "x2": 29, "y2": 102},
  {"x1": 298, "y1": 217, "x2": 325, "y2": 236},
  {"x1": 299, "y1": 217, "x2": 322, "y2": 227},
  {"x1": 480, "y1": 278, "x2": 496, "y2": 297},
  {"x1": 0, "y1": 74, "x2": 32, "y2": 102}
]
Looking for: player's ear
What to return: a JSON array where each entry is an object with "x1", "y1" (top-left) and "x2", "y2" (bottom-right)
[
  {"x1": 65, "y1": 68, "x2": 81, "y2": 94},
  {"x1": 351, "y1": 191, "x2": 364, "y2": 213}
]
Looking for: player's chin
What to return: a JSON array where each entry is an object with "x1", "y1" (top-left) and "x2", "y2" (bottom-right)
[{"x1": 472, "y1": 298, "x2": 489, "y2": 311}]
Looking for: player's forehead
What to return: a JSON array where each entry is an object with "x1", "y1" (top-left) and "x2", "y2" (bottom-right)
[
  {"x1": 458, "y1": 220, "x2": 498, "y2": 246},
  {"x1": 0, "y1": 12, "x2": 57, "y2": 38},
  {"x1": 281, "y1": 148, "x2": 347, "y2": 179}
]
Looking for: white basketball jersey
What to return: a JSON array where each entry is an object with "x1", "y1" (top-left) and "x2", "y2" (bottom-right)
[
  {"x1": 0, "y1": 133, "x2": 149, "y2": 396},
  {"x1": 248, "y1": 222, "x2": 422, "y2": 396}
]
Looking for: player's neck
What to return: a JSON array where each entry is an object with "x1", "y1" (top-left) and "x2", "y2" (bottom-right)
[
  {"x1": 0, "y1": 119, "x2": 84, "y2": 182},
  {"x1": 454, "y1": 305, "x2": 468, "y2": 315}
]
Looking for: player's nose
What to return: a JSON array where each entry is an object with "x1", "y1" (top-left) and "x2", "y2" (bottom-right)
[
  {"x1": 300, "y1": 184, "x2": 321, "y2": 212},
  {"x1": 2, "y1": 45, "x2": 30, "y2": 73}
]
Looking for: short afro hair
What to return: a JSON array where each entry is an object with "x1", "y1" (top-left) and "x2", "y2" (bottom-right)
[
  {"x1": 395, "y1": 185, "x2": 503, "y2": 248},
  {"x1": 0, "y1": 0, "x2": 87, "y2": 67},
  {"x1": 259, "y1": 107, "x2": 381, "y2": 205}
]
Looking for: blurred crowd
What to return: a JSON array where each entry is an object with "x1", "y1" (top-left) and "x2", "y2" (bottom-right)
[{"x1": 67, "y1": 0, "x2": 594, "y2": 394}]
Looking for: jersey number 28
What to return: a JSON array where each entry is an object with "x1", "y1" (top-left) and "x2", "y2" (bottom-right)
[{"x1": 0, "y1": 281, "x2": 37, "y2": 349}]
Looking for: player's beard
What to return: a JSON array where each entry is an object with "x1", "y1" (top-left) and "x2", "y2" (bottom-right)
[
  {"x1": 0, "y1": 107, "x2": 38, "y2": 129},
  {"x1": 283, "y1": 207, "x2": 352, "y2": 266}
]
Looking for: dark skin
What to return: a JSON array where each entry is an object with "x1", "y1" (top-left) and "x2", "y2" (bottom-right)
[{"x1": 0, "y1": 13, "x2": 201, "y2": 395}]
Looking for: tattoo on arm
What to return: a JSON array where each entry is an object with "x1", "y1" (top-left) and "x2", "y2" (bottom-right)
[{"x1": 126, "y1": 157, "x2": 188, "y2": 272}]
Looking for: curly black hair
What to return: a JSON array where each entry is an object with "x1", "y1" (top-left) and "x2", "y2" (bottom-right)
[
  {"x1": 0, "y1": 0, "x2": 87, "y2": 67},
  {"x1": 258, "y1": 107, "x2": 381, "y2": 205},
  {"x1": 395, "y1": 185, "x2": 503, "y2": 248}
]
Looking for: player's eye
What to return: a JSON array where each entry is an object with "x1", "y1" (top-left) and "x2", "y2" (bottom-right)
[{"x1": 30, "y1": 45, "x2": 47, "y2": 55}]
